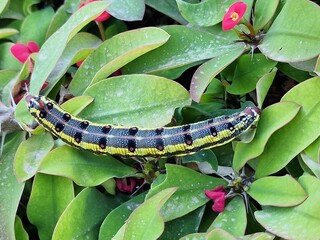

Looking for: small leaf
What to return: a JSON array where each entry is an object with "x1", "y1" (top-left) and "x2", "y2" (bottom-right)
[
  {"x1": 52, "y1": 187, "x2": 119, "y2": 240},
  {"x1": 255, "y1": 175, "x2": 320, "y2": 240},
  {"x1": 207, "y1": 197, "x2": 246, "y2": 237},
  {"x1": 27, "y1": 174, "x2": 74, "y2": 240},
  {"x1": 114, "y1": 188, "x2": 177, "y2": 240},
  {"x1": 60, "y1": 95, "x2": 94, "y2": 116},
  {"x1": 99, "y1": 192, "x2": 147, "y2": 240},
  {"x1": 0, "y1": 28, "x2": 19, "y2": 39},
  {"x1": 38, "y1": 146, "x2": 136, "y2": 186},
  {"x1": 80, "y1": 74, "x2": 191, "y2": 128},
  {"x1": 253, "y1": 0, "x2": 279, "y2": 30},
  {"x1": 180, "y1": 229, "x2": 237, "y2": 240},
  {"x1": 14, "y1": 132, "x2": 54, "y2": 182},
  {"x1": 190, "y1": 46, "x2": 245, "y2": 102},
  {"x1": 256, "y1": 68, "x2": 277, "y2": 108},
  {"x1": 106, "y1": 0, "x2": 145, "y2": 21},
  {"x1": 147, "y1": 164, "x2": 226, "y2": 221},
  {"x1": 14, "y1": 216, "x2": 28, "y2": 240},
  {"x1": 248, "y1": 175, "x2": 307, "y2": 207}
]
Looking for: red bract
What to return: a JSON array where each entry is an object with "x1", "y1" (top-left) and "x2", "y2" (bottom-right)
[
  {"x1": 205, "y1": 186, "x2": 227, "y2": 213},
  {"x1": 79, "y1": 0, "x2": 111, "y2": 22},
  {"x1": 10, "y1": 41, "x2": 40, "y2": 63},
  {"x1": 222, "y1": 2, "x2": 247, "y2": 31},
  {"x1": 116, "y1": 178, "x2": 143, "y2": 193}
]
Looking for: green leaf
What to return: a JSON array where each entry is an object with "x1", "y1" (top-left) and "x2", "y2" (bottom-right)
[
  {"x1": 147, "y1": 164, "x2": 226, "y2": 221},
  {"x1": 0, "y1": 28, "x2": 19, "y2": 39},
  {"x1": 123, "y1": 25, "x2": 244, "y2": 78},
  {"x1": 29, "y1": 1, "x2": 108, "y2": 94},
  {"x1": 259, "y1": 0, "x2": 320, "y2": 62},
  {"x1": 46, "y1": 6, "x2": 71, "y2": 38},
  {"x1": 0, "y1": 132, "x2": 25, "y2": 240},
  {"x1": 190, "y1": 46, "x2": 245, "y2": 102},
  {"x1": 207, "y1": 197, "x2": 246, "y2": 237},
  {"x1": 14, "y1": 216, "x2": 28, "y2": 240},
  {"x1": 38, "y1": 145, "x2": 136, "y2": 186},
  {"x1": 182, "y1": 150, "x2": 218, "y2": 174},
  {"x1": 256, "y1": 77, "x2": 320, "y2": 177},
  {"x1": 145, "y1": 0, "x2": 187, "y2": 24},
  {"x1": 300, "y1": 152, "x2": 320, "y2": 179},
  {"x1": 255, "y1": 175, "x2": 320, "y2": 240},
  {"x1": 233, "y1": 102, "x2": 300, "y2": 172},
  {"x1": 99, "y1": 192, "x2": 147, "y2": 240},
  {"x1": 60, "y1": 95, "x2": 94, "y2": 116},
  {"x1": 106, "y1": 0, "x2": 144, "y2": 21},
  {"x1": 80, "y1": 74, "x2": 191, "y2": 127},
  {"x1": 27, "y1": 173, "x2": 74, "y2": 240},
  {"x1": 226, "y1": 54, "x2": 277, "y2": 95},
  {"x1": 256, "y1": 68, "x2": 277, "y2": 108},
  {"x1": 0, "y1": 0, "x2": 9, "y2": 15},
  {"x1": 43, "y1": 32, "x2": 102, "y2": 95},
  {"x1": 248, "y1": 175, "x2": 307, "y2": 207},
  {"x1": 180, "y1": 229, "x2": 237, "y2": 240},
  {"x1": 68, "y1": 27, "x2": 170, "y2": 96},
  {"x1": 176, "y1": 0, "x2": 234, "y2": 27},
  {"x1": 52, "y1": 187, "x2": 118, "y2": 240},
  {"x1": 253, "y1": 0, "x2": 279, "y2": 31},
  {"x1": 18, "y1": 7, "x2": 54, "y2": 45},
  {"x1": 14, "y1": 132, "x2": 54, "y2": 182},
  {"x1": 160, "y1": 206, "x2": 205, "y2": 240},
  {"x1": 113, "y1": 188, "x2": 177, "y2": 240}
]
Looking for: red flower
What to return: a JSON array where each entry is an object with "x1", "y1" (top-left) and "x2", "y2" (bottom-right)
[
  {"x1": 79, "y1": 0, "x2": 111, "y2": 22},
  {"x1": 10, "y1": 41, "x2": 40, "y2": 63},
  {"x1": 205, "y1": 186, "x2": 227, "y2": 212},
  {"x1": 116, "y1": 178, "x2": 143, "y2": 193},
  {"x1": 222, "y1": 2, "x2": 247, "y2": 31}
]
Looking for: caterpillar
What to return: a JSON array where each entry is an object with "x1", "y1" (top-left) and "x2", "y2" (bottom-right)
[{"x1": 26, "y1": 95, "x2": 260, "y2": 158}]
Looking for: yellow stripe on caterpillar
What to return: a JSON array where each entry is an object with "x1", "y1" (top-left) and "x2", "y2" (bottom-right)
[{"x1": 26, "y1": 95, "x2": 260, "y2": 158}]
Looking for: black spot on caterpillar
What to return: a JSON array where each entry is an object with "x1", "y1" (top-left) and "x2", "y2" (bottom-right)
[{"x1": 26, "y1": 95, "x2": 260, "y2": 158}]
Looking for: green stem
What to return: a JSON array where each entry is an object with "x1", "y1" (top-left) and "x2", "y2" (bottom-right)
[{"x1": 96, "y1": 21, "x2": 106, "y2": 41}]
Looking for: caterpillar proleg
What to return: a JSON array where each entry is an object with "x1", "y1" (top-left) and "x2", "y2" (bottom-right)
[{"x1": 26, "y1": 95, "x2": 260, "y2": 158}]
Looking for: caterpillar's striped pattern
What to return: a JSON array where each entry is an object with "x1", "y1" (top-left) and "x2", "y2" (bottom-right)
[{"x1": 26, "y1": 95, "x2": 260, "y2": 158}]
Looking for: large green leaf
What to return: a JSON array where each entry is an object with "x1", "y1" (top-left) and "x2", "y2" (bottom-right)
[
  {"x1": 255, "y1": 175, "x2": 320, "y2": 240},
  {"x1": 68, "y1": 27, "x2": 170, "y2": 96},
  {"x1": 52, "y1": 187, "x2": 118, "y2": 240},
  {"x1": 0, "y1": 132, "x2": 25, "y2": 240},
  {"x1": 123, "y1": 25, "x2": 243, "y2": 78},
  {"x1": 80, "y1": 74, "x2": 191, "y2": 127},
  {"x1": 207, "y1": 196, "x2": 247, "y2": 237},
  {"x1": 113, "y1": 188, "x2": 177, "y2": 240},
  {"x1": 259, "y1": 0, "x2": 320, "y2": 62},
  {"x1": 248, "y1": 175, "x2": 307, "y2": 207},
  {"x1": 256, "y1": 77, "x2": 320, "y2": 177},
  {"x1": 29, "y1": 1, "x2": 108, "y2": 94},
  {"x1": 147, "y1": 164, "x2": 226, "y2": 221},
  {"x1": 38, "y1": 145, "x2": 136, "y2": 186},
  {"x1": 233, "y1": 102, "x2": 300, "y2": 172},
  {"x1": 27, "y1": 173, "x2": 74, "y2": 240},
  {"x1": 14, "y1": 132, "x2": 54, "y2": 182}
]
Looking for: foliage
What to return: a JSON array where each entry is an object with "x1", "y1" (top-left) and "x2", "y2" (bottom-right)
[{"x1": 0, "y1": 0, "x2": 319, "y2": 239}]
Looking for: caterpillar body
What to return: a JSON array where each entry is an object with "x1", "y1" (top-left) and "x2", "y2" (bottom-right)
[{"x1": 26, "y1": 95, "x2": 260, "y2": 158}]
